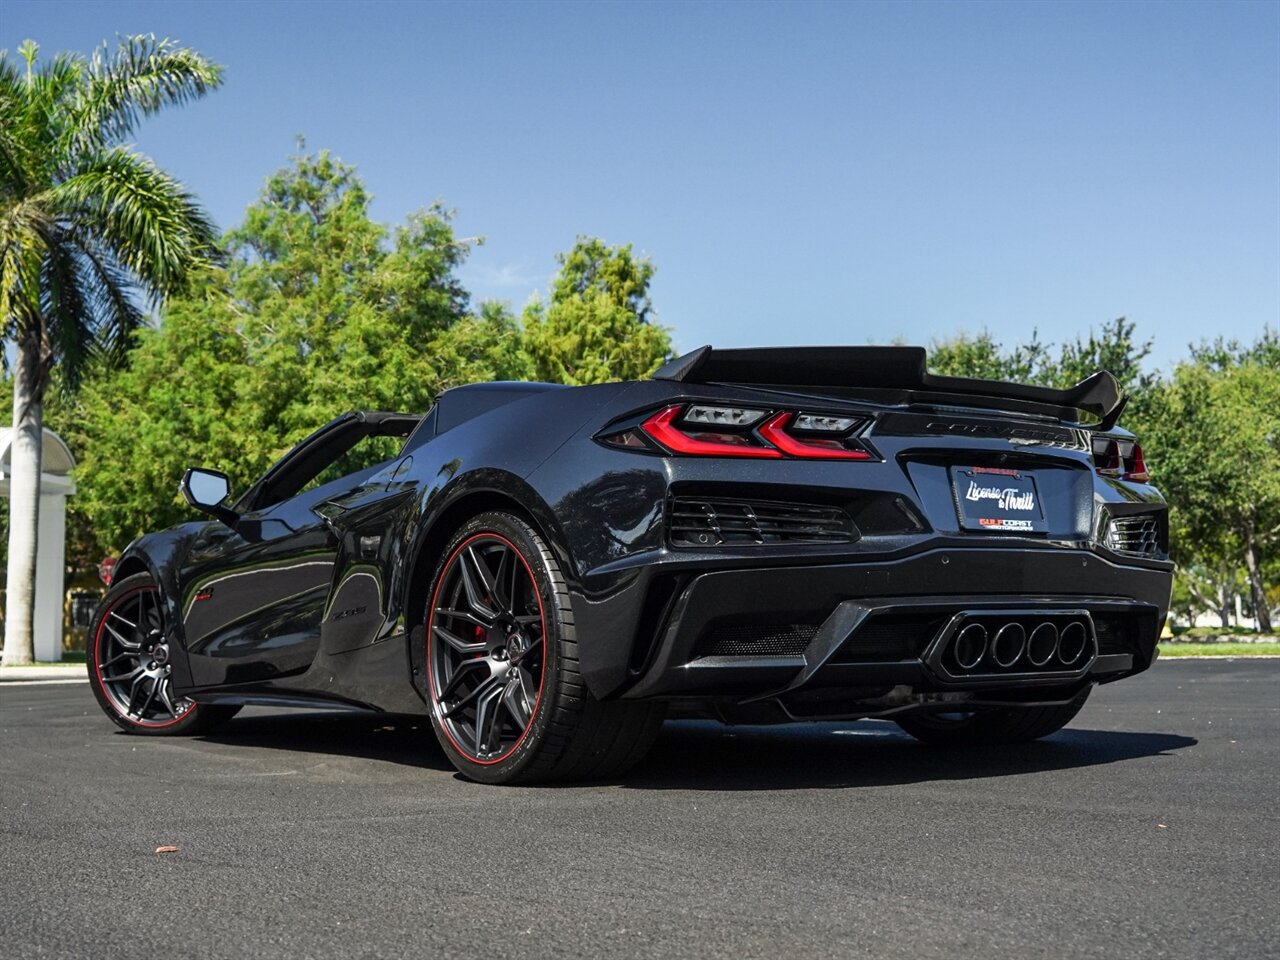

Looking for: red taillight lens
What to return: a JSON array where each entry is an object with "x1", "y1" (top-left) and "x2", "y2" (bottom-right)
[
  {"x1": 633, "y1": 405, "x2": 874, "y2": 460},
  {"x1": 1092, "y1": 437, "x2": 1150, "y2": 482},
  {"x1": 757, "y1": 412, "x2": 874, "y2": 460},
  {"x1": 1120, "y1": 442, "x2": 1149, "y2": 482},
  {"x1": 640, "y1": 406, "x2": 783, "y2": 458}
]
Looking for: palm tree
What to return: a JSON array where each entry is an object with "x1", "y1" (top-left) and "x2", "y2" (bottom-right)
[{"x1": 1, "y1": 36, "x2": 222, "y2": 664}]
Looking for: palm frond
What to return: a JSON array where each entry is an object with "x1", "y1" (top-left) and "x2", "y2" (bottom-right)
[
  {"x1": 0, "y1": 55, "x2": 29, "y2": 196},
  {"x1": 0, "y1": 198, "x2": 51, "y2": 336},
  {"x1": 50, "y1": 146, "x2": 220, "y2": 300},
  {"x1": 40, "y1": 231, "x2": 93, "y2": 387},
  {"x1": 71, "y1": 227, "x2": 145, "y2": 369},
  {"x1": 22, "y1": 55, "x2": 86, "y2": 178},
  {"x1": 70, "y1": 34, "x2": 223, "y2": 151}
]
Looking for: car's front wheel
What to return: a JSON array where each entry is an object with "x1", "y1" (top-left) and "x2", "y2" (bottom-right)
[
  {"x1": 87, "y1": 573, "x2": 239, "y2": 735},
  {"x1": 424, "y1": 511, "x2": 664, "y2": 784},
  {"x1": 893, "y1": 688, "x2": 1091, "y2": 746}
]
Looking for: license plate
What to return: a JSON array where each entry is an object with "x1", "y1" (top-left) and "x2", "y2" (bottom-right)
[{"x1": 950, "y1": 466, "x2": 1047, "y2": 533}]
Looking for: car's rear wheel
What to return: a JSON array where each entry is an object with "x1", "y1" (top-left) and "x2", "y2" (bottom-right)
[
  {"x1": 87, "y1": 573, "x2": 239, "y2": 736},
  {"x1": 424, "y1": 511, "x2": 664, "y2": 784},
  {"x1": 893, "y1": 688, "x2": 1091, "y2": 745}
]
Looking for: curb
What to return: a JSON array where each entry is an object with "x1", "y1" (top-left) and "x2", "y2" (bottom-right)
[{"x1": 0, "y1": 666, "x2": 88, "y2": 682}]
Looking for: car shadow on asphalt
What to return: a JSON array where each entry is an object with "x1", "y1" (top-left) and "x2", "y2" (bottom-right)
[
  {"x1": 625, "y1": 719, "x2": 1197, "y2": 791},
  {"x1": 196, "y1": 712, "x2": 1196, "y2": 788},
  {"x1": 196, "y1": 711, "x2": 457, "y2": 772}
]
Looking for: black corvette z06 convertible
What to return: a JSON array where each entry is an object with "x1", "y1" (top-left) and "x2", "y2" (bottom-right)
[{"x1": 87, "y1": 345, "x2": 1172, "y2": 784}]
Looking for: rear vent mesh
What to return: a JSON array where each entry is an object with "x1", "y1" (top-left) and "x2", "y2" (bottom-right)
[
  {"x1": 696, "y1": 623, "x2": 817, "y2": 658},
  {"x1": 669, "y1": 498, "x2": 856, "y2": 547},
  {"x1": 1104, "y1": 513, "x2": 1163, "y2": 559}
]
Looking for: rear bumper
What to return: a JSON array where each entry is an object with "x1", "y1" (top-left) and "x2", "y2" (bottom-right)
[{"x1": 576, "y1": 545, "x2": 1170, "y2": 706}]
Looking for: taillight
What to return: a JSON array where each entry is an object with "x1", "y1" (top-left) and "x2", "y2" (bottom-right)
[
  {"x1": 757, "y1": 412, "x2": 873, "y2": 460},
  {"x1": 1092, "y1": 437, "x2": 1149, "y2": 482},
  {"x1": 1117, "y1": 441, "x2": 1149, "y2": 482},
  {"x1": 640, "y1": 406, "x2": 782, "y2": 458},
  {"x1": 602, "y1": 404, "x2": 875, "y2": 460}
]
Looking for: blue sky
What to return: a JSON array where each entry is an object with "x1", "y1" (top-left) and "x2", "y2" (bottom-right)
[{"x1": 8, "y1": 0, "x2": 1279, "y2": 370}]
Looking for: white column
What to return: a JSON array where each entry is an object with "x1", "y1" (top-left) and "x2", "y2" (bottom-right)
[{"x1": 33, "y1": 492, "x2": 66, "y2": 662}]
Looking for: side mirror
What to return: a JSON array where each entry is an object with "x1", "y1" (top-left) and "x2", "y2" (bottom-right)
[{"x1": 180, "y1": 468, "x2": 238, "y2": 525}]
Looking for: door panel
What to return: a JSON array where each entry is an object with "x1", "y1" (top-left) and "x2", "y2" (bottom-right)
[
  {"x1": 179, "y1": 516, "x2": 337, "y2": 687},
  {"x1": 314, "y1": 462, "x2": 419, "y2": 655},
  {"x1": 174, "y1": 418, "x2": 420, "y2": 688}
]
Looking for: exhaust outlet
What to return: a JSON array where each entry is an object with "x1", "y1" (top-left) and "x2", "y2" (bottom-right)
[
  {"x1": 952, "y1": 623, "x2": 988, "y2": 670},
  {"x1": 1026, "y1": 622, "x2": 1059, "y2": 667},
  {"x1": 991, "y1": 622, "x2": 1027, "y2": 668},
  {"x1": 1057, "y1": 621, "x2": 1088, "y2": 665},
  {"x1": 926, "y1": 609, "x2": 1096, "y2": 683}
]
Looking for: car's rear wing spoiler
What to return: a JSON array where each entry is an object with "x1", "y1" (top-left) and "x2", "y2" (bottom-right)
[{"x1": 652, "y1": 345, "x2": 1127, "y2": 430}]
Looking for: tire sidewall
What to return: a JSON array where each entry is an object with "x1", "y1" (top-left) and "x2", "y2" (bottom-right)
[
  {"x1": 424, "y1": 512, "x2": 566, "y2": 784},
  {"x1": 87, "y1": 571, "x2": 205, "y2": 736}
]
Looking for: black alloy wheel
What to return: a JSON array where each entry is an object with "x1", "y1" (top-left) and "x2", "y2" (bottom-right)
[
  {"x1": 424, "y1": 512, "x2": 665, "y2": 784},
  {"x1": 87, "y1": 573, "x2": 238, "y2": 735},
  {"x1": 427, "y1": 531, "x2": 547, "y2": 764}
]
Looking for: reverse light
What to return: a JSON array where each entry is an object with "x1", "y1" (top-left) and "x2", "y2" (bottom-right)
[
  {"x1": 793, "y1": 413, "x2": 860, "y2": 432},
  {"x1": 682, "y1": 405, "x2": 767, "y2": 427}
]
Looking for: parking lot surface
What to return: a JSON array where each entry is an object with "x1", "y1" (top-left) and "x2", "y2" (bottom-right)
[{"x1": 2, "y1": 659, "x2": 1277, "y2": 959}]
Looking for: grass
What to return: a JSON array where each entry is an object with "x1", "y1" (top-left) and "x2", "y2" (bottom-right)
[
  {"x1": 1169, "y1": 625, "x2": 1266, "y2": 639},
  {"x1": 1159, "y1": 642, "x2": 1280, "y2": 657}
]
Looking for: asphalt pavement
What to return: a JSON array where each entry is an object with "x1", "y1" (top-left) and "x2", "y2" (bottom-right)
[{"x1": 1, "y1": 659, "x2": 1277, "y2": 960}]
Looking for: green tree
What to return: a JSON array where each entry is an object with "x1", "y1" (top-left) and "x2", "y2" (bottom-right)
[
  {"x1": 1186, "y1": 326, "x2": 1279, "y2": 376},
  {"x1": 929, "y1": 318, "x2": 1155, "y2": 396},
  {"x1": 70, "y1": 149, "x2": 527, "y2": 550},
  {"x1": 1144, "y1": 345, "x2": 1280, "y2": 633},
  {"x1": 1, "y1": 36, "x2": 221, "y2": 664},
  {"x1": 523, "y1": 237, "x2": 672, "y2": 384},
  {"x1": 928, "y1": 329, "x2": 1052, "y2": 384},
  {"x1": 1046, "y1": 317, "x2": 1157, "y2": 394}
]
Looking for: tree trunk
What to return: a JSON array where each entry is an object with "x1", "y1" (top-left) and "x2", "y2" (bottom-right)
[
  {"x1": 1219, "y1": 573, "x2": 1231, "y2": 632},
  {"x1": 1243, "y1": 521, "x2": 1273, "y2": 635},
  {"x1": 3, "y1": 334, "x2": 45, "y2": 666}
]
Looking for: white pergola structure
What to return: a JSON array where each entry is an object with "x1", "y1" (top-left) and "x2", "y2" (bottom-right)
[{"x1": 1, "y1": 428, "x2": 76, "y2": 662}]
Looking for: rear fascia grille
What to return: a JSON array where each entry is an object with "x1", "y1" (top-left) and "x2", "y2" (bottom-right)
[
  {"x1": 696, "y1": 623, "x2": 818, "y2": 658},
  {"x1": 669, "y1": 497, "x2": 856, "y2": 547},
  {"x1": 1103, "y1": 512, "x2": 1165, "y2": 559}
]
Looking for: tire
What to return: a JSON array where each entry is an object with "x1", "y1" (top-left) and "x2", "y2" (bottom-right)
[
  {"x1": 87, "y1": 572, "x2": 240, "y2": 736},
  {"x1": 423, "y1": 511, "x2": 665, "y2": 785},
  {"x1": 893, "y1": 687, "x2": 1092, "y2": 746}
]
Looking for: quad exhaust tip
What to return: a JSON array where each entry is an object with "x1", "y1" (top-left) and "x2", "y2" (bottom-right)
[
  {"x1": 940, "y1": 615, "x2": 1094, "y2": 676},
  {"x1": 991, "y1": 622, "x2": 1026, "y2": 668},
  {"x1": 1026, "y1": 622, "x2": 1059, "y2": 667},
  {"x1": 953, "y1": 623, "x2": 988, "y2": 670},
  {"x1": 1058, "y1": 621, "x2": 1088, "y2": 666}
]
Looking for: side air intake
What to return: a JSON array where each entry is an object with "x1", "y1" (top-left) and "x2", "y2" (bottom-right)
[
  {"x1": 1103, "y1": 512, "x2": 1164, "y2": 559},
  {"x1": 669, "y1": 498, "x2": 857, "y2": 547}
]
